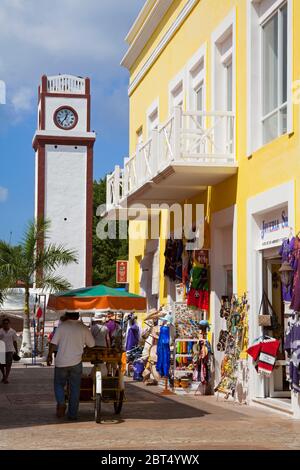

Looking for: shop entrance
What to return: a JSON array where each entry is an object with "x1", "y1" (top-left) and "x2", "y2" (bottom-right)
[{"x1": 262, "y1": 250, "x2": 290, "y2": 399}]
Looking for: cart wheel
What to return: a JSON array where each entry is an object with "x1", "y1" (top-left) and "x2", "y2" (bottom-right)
[
  {"x1": 114, "y1": 389, "x2": 124, "y2": 415},
  {"x1": 95, "y1": 393, "x2": 101, "y2": 423}
]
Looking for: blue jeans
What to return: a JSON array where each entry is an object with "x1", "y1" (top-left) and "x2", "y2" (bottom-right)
[{"x1": 54, "y1": 363, "x2": 82, "y2": 418}]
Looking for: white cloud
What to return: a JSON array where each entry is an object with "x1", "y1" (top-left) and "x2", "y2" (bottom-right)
[
  {"x1": 11, "y1": 87, "x2": 34, "y2": 112},
  {"x1": 0, "y1": 187, "x2": 8, "y2": 202}
]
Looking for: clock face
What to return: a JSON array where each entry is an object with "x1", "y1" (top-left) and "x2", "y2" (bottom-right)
[{"x1": 54, "y1": 107, "x2": 77, "y2": 129}]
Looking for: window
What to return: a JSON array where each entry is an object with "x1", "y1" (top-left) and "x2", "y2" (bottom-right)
[
  {"x1": 146, "y1": 99, "x2": 159, "y2": 138},
  {"x1": 212, "y1": 12, "x2": 235, "y2": 156},
  {"x1": 248, "y1": 0, "x2": 291, "y2": 154},
  {"x1": 169, "y1": 69, "x2": 185, "y2": 115},
  {"x1": 171, "y1": 82, "x2": 183, "y2": 109},
  {"x1": 262, "y1": 3, "x2": 288, "y2": 144}
]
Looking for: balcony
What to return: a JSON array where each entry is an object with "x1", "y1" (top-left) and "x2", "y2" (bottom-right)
[
  {"x1": 106, "y1": 107, "x2": 237, "y2": 212},
  {"x1": 46, "y1": 75, "x2": 86, "y2": 94}
]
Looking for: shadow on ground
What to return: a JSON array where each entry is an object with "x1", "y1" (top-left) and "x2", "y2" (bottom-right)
[{"x1": 0, "y1": 369, "x2": 210, "y2": 430}]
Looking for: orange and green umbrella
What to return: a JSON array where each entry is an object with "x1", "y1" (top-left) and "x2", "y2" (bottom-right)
[{"x1": 47, "y1": 285, "x2": 147, "y2": 313}]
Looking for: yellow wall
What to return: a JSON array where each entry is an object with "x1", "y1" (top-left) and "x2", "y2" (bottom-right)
[{"x1": 127, "y1": 0, "x2": 300, "y2": 302}]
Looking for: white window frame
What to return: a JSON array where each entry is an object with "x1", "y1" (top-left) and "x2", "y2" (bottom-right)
[
  {"x1": 211, "y1": 9, "x2": 236, "y2": 113},
  {"x1": 260, "y1": 2, "x2": 288, "y2": 145},
  {"x1": 186, "y1": 44, "x2": 206, "y2": 113},
  {"x1": 247, "y1": 0, "x2": 293, "y2": 156},
  {"x1": 168, "y1": 68, "x2": 186, "y2": 115},
  {"x1": 146, "y1": 98, "x2": 159, "y2": 139}
]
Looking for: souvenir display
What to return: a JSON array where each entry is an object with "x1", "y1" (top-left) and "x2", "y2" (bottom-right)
[{"x1": 214, "y1": 294, "x2": 249, "y2": 399}]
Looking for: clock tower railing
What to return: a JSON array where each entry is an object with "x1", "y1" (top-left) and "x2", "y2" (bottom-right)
[{"x1": 47, "y1": 75, "x2": 86, "y2": 94}]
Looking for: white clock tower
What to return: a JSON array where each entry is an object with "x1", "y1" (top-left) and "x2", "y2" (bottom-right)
[{"x1": 33, "y1": 74, "x2": 96, "y2": 288}]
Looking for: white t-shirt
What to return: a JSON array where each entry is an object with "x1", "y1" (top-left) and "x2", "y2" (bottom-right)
[
  {"x1": 51, "y1": 320, "x2": 95, "y2": 367},
  {"x1": 0, "y1": 328, "x2": 18, "y2": 353}
]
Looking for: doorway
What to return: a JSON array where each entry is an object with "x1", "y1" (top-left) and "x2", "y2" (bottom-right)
[{"x1": 262, "y1": 250, "x2": 290, "y2": 399}]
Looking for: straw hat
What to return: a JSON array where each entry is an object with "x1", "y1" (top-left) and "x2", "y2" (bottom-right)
[{"x1": 145, "y1": 308, "x2": 164, "y2": 321}]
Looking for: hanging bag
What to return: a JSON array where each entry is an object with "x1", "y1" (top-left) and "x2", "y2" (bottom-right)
[{"x1": 258, "y1": 292, "x2": 277, "y2": 329}]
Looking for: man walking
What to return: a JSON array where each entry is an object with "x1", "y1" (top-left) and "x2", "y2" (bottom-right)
[
  {"x1": 47, "y1": 312, "x2": 95, "y2": 420},
  {"x1": 0, "y1": 317, "x2": 19, "y2": 384}
]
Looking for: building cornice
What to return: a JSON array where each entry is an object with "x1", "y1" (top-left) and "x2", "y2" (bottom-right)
[
  {"x1": 125, "y1": 0, "x2": 157, "y2": 45},
  {"x1": 126, "y1": 0, "x2": 199, "y2": 96},
  {"x1": 121, "y1": 0, "x2": 173, "y2": 69},
  {"x1": 32, "y1": 131, "x2": 96, "y2": 150}
]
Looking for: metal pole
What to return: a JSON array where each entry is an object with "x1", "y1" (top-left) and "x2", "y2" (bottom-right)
[{"x1": 40, "y1": 294, "x2": 46, "y2": 356}]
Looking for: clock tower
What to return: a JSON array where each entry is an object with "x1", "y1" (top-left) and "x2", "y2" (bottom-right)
[{"x1": 33, "y1": 74, "x2": 96, "y2": 288}]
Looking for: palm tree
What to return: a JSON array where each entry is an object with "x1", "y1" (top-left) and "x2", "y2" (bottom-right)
[{"x1": 0, "y1": 219, "x2": 77, "y2": 357}]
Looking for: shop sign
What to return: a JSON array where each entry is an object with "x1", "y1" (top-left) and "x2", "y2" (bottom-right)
[
  {"x1": 257, "y1": 207, "x2": 289, "y2": 249},
  {"x1": 116, "y1": 260, "x2": 129, "y2": 284}
]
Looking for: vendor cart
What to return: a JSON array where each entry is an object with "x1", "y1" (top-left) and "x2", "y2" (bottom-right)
[
  {"x1": 81, "y1": 346, "x2": 125, "y2": 424},
  {"x1": 47, "y1": 284, "x2": 147, "y2": 423}
]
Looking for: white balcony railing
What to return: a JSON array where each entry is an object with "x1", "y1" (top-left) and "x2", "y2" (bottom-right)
[
  {"x1": 106, "y1": 107, "x2": 235, "y2": 211},
  {"x1": 47, "y1": 75, "x2": 85, "y2": 94}
]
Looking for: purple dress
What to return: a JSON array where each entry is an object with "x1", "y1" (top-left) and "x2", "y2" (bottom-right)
[
  {"x1": 290, "y1": 238, "x2": 300, "y2": 311},
  {"x1": 279, "y1": 238, "x2": 295, "y2": 302},
  {"x1": 126, "y1": 323, "x2": 140, "y2": 352}
]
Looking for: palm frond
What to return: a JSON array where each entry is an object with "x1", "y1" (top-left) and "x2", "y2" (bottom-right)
[
  {"x1": 23, "y1": 218, "x2": 51, "y2": 263},
  {"x1": 0, "y1": 242, "x2": 25, "y2": 284},
  {"x1": 35, "y1": 243, "x2": 78, "y2": 273},
  {"x1": 36, "y1": 274, "x2": 72, "y2": 293}
]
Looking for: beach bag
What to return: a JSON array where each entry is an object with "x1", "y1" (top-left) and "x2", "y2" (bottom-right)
[{"x1": 258, "y1": 292, "x2": 277, "y2": 329}]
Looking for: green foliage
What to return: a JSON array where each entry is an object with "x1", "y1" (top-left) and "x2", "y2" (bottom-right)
[
  {"x1": 93, "y1": 178, "x2": 128, "y2": 287},
  {"x1": 0, "y1": 219, "x2": 78, "y2": 301}
]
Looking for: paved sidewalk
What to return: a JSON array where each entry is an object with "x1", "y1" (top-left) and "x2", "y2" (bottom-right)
[{"x1": 1, "y1": 365, "x2": 300, "y2": 450}]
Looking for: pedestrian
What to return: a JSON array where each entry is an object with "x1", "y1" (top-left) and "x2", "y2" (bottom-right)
[
  {"x1": 0, "y1": 317, "x2": 19, "y2": 384},
  {"x1": 91, "y1": 313, "x2": 111, "y2": 348},
  {"x1": 105, "y1": 311, "x2": 121, "y2": 349},
  {"x1": 47, "y1": 311, "x2": 95, "y2": 420}
]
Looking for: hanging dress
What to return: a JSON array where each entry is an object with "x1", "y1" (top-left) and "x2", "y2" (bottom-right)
[
  {"x1": 156, "y1": 325, "x2": 170, "y2": 377},
  {"x1": 290, "y1": 237, "x2": 300, "y2": 311}
]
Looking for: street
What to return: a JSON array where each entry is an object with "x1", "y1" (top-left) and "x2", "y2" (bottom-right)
[{"x1": 1, "y1": 365, "x2": 300, "y2": 450}]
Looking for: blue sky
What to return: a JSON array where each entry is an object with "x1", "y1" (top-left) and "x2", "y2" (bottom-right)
[{"x1": 0, "y1": 0, "x2": 144, "y2": 243}]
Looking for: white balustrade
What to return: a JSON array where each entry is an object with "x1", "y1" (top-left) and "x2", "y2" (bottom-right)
[
  {"x1": 106, "y1": 107, "x2": 235, "y2": 209},
  {"x1": 47, "y1": 75, "x2": 85, "y2": 94},
  {"x1": 181, "y1": 110, "x2": 235, "y2": 162}
]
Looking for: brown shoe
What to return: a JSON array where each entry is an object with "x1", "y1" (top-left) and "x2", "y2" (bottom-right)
[{"x1": 56, "y1": 404, "x2": 66, "y2": 418}]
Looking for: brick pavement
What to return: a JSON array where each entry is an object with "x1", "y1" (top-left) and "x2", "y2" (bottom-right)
[{"x1": 1, "y1": 365, "x2": 300, "y2": 450}]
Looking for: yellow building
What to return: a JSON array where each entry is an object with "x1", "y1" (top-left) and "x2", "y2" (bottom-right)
[{"x1": 106, "y1": 0, "x2": 300, "y2": 417}]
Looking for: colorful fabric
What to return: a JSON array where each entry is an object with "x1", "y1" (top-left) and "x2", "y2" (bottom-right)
[
  {"x1": 125, "y1": 323, "x2": 140, "y2": 352},
  {"x1": 247, "y1": 338, "x2": 280, "y2": 376},
  {"x1": 187, "y1": 289, "x2": 209, "y2": 310},
  {"x1": 290, "y1": 237, "x2": 300, "y2": 311},
  {"x1": 156, "y1": 325, "x2": 170, "y2": 377},
  {"x1": 285, "y1": 317, "x2": 300, "y2": 393},
  {"x1": 164, "y1": 239, "x2": 183, "y2": 281},
  {"x1": 257, "y1": 339, "x2": 280, "y2": 376}
]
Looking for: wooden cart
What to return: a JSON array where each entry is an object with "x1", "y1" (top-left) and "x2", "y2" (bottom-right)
[{"x1": 81, "y1": 346, "x2": 125, "y2": 424}]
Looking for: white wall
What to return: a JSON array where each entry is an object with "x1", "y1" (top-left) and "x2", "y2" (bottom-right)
[
  {"x1": 45, "y1": 97, "x2": 87, "y2": 132},
  {"x1": 211, "y1": 205, "x2": 235, "y2": 385},
  {"x1": 45, "y1": 144, "x2": 87, "y2": 288}
]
